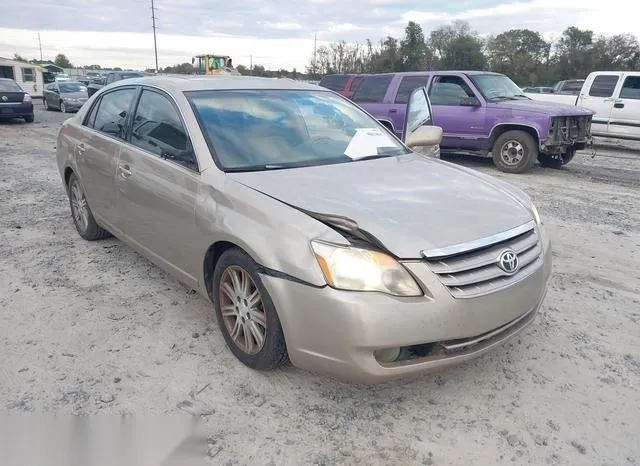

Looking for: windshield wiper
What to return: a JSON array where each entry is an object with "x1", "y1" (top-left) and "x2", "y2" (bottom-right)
[{"x1": 488, "y1": 95, "x2": 519, "y2": 101}]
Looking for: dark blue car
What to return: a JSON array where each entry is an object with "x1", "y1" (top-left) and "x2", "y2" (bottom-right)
[{"x1": 0, "y1": 78, "x2": 34, "y2": 123}]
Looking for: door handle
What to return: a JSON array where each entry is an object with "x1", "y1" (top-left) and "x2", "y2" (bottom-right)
[
  {"x1": 77, "y1": 143, "x2": 86, "y2": 155},
  {"x1": 614, "y1": 102, "x2": 624, "y2": 108},
  {"x1": 118, "y1": 163, "x2": 132, "y2": 178},
  {"x1": 389, "y1": 109, "x2": 398, "y2": 113}
]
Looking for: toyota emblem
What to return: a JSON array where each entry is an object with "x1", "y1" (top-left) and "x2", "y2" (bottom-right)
[
  {"x1": 1, "y1": 96, "x2": 7, "y2": 102},
  {"x1": 497, "y1": 249, "x2": 519, "y2": 274}
]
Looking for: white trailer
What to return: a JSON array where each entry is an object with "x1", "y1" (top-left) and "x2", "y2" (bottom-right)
[{"x1": 0, "y1": 57, "x2": 45, "y2": 98}]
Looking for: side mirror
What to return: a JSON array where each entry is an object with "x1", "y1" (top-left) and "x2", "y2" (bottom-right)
[
  {"x1": 405, "y1": 125, "x2": 443, "y2": 149},
  {"x1": 460, "y1": 96, "x2": 481, "y2": 107}
]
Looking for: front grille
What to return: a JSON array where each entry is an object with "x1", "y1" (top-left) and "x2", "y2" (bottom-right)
[
  {"x1": 549, "y1": 115, "x2": 591, "y2": 144},
  {"x1": 423, "y1": 224, "x2": 543, "y2": 299}
]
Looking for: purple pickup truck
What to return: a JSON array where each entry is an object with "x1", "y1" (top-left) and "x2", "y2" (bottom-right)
[{"x1": 351, "y1": 71, "x2": 594, "y2": 173}]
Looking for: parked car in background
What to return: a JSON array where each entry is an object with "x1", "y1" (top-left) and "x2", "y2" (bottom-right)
[
  {"x1": 55, "y1": 75, "x2": 550, "y2": 383},
  {"x1": 553, "y1": 79, "x2": 584, "y2": 95},
  {"x1": 319, "y1": 73, "x2": 366, "y2": 99},
  {"x1": 87, "y1": 71, "x2": 146, "y2": 97},
  {"x1": 521, "y1": 86, "x2": 555, "y2": 94},
  {"x1": 0, "y1": 77, "x2": 34, "y2": 123},
  {"x1": 352, "y1": 71, "x2": 593, "y2": 172},
  {"x1": 525, "y1": 71, "x2": 640, "y2": 141},
  {"x1": 43, "y1": 81, "x2": 89, "y2": 113}
]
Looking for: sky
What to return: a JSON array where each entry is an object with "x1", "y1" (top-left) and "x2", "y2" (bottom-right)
[{"x1": 0, "y1": 0, "x2": 637, "y2": 71}]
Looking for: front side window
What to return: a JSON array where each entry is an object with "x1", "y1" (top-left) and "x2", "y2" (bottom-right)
[
  {"x1": 130, "y1": 89, "x2": 196, "y2": 170},
  {"x1": 429, "y1": 76, "x2": 476, "y2": 106},
  {"x1": 187, "y1": 89, "x2": 408, "y2": 172},
  {"x1": 619, "y1": 76, "x2": 640, "y2": 100},
  {"x1": 92, "y1": 88, "x2": 137, "y2": 139}
]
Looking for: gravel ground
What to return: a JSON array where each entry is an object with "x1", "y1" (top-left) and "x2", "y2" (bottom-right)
[{"x1": 1, "y1": 103, "x2": 639, "y2": 465}]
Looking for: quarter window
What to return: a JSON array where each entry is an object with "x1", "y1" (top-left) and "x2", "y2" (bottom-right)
[
  {"x1": 588, "y1": 75, "x2": 619, "y2": 98},
  {"x1": 319, "y1": 75, "x2": 348, "y2": 92},
  {"x1": 619, "y1": 76, "x2": 640, "y2": 100},
  {"x1": 130, "y1": 89, "x2": 196, "y2": 170},
  {"x1": 92, "y1": 88, "x2": 137, "y2": 139}
]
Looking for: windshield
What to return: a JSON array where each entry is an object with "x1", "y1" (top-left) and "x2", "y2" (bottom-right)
[
  {"x1": 187, "y1": 90, "x2": 408, "y2": 172},
  {"x1": 59, "y1": 83, "x2": 87, "y2": 93},
  {"x1": 0, "y1": 80, "x2": 23, "y2": 92},
  {"x1": 470, "y1": 74, "x2": 530, "y2": 101}
]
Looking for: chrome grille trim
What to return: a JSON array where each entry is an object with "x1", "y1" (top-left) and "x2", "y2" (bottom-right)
[{"x1": 423, "y1": 223, "x2": 543, "y2": 299}]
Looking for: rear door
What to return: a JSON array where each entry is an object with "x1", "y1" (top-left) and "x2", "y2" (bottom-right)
[
  {"x1": 75, "y1": 87, "x2": 138, "y2": 227},
  {"x1": 606, "y1": 73, "x2": 640, "y2": 140},
  {"x1": 577, "y1": 73, "x2": 620, "y2": 136},
  {"x1": 390, "y1": 74, "x2": 431, "y2": 138},
  {"x1": 352, "y1": 74, "x2": 396, "y2": 134},
  {"x1": 115, "y1": 87, "x2": 202, "y2": 286}
]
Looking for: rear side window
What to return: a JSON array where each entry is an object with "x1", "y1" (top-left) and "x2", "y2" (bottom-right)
[
  {"x1": 619, "y1": 76, "x2": 640, "y2": 100},
  {"x1": 352, "y1": 75, "x2": 392, "y2": 103},
  {"x1": 319, "y1": 75, "x2": 348, "y2": 91},
  {"x1": 91, "y1": 88, "x2": 137, "y2": 139},
  {"x1": 130, "y1": 89, "x2": 197, "y2": 170},
  {"x1": 349, "y1": 75, "x2": 365, "y2": 93},
  {"x1": 588, "y1": 75, "x2": 619, "y2": 97},
  {"x1": 395, "y1": 75, "x2": 431, "y2": 104}
]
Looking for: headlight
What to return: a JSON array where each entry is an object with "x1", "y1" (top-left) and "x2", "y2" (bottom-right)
[
  {"x1": 531, "y1": 202, "x2": 541, "y2": 225},
  {"x1": 311, "y1": 241, "x2": 423, "y2": 297}
]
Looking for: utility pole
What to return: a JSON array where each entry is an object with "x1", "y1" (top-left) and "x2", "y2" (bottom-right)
[
  {"x1": 250, "y1": 55, "x2": 253, "y2": 75},
  {"x1": 313, "y1": 32, "x2": 317, "y2": 78},
  {"x1": 37, "y1": 33, "x2": 43, "y2": 61},
  {"x1": 151, "y1": 0, "x2": 159, "y2": 72}
]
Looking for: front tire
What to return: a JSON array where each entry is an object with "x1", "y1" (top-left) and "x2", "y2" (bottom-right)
[
  {"x1": 212, "y1": 248, "x2": 289, "y2": 370},
  {"x1": 60, "y1": 101, "x2": 67, "y2": 113},
  {"x1": 491, "y1": 130, "x2": 538, "y2": 173},
  {"x1": 67, "y1": 173, "x2": 111, "y2": 241},
  {"x1": 43, "y1": 99, "x2": 50, "y2": 111},
  {"x1": 538, "y1": 149, "x2": 576, "y2": 169}
]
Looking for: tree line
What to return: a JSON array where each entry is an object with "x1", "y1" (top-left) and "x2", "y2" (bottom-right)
[{"x1": 306, "y1": 20, "x2": 640, "y2": 86}]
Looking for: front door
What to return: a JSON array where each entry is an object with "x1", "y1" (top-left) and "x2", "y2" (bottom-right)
[
  {"x1": 75, "y1": 87, "x2": 137, "y2": 226},
  {"x1": 388, "y1": 74, "x2": 431, "y2": 139},
  {"x1": 427, "y1": 74, "x2": 487, "y2": 151},
  {"x1": 577, "y1": 74, "x2": 620, "y2": 136},
  {"x1": 607, "y1": 74, "x2": 640, "y2": 139},
  {"x1": 115, "y1": 87, "x2": 202, "y2": 286}
]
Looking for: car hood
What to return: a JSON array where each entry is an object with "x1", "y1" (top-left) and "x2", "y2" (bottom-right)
[
  {"x1": 228, "y1": 155, "x2": 534, "y2": 258},
  {"x1": 491, "y1": 98, "x2": 594, "y2": 116}
]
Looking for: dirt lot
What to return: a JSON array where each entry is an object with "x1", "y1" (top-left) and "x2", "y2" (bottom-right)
[{"x1": 1, "y1": 103, "x2": 639, "y2": 465}]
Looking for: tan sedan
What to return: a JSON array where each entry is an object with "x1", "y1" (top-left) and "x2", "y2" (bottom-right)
[{"x1": 56, "y1": 76, "x2": 551, "y2": 383}]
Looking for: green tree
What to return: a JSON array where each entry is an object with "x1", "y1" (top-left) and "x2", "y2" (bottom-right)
[
  {"x1": 486, "y1": 29, "x2": 550, "y2": 85},
  {"x1": 591, "y1": 33, "x2": 640, "y2": 70},
  {"x1": 554, "y1": 27, "x2": 594, "y2": 79},
  {"x1": 430, "y1": 21, "x2": 486, "y2": 70},
  {"x1": 13, "y1": 53, "x2": 28, "y2": 62},
  {"x1": 54, "y1": 53, "x2": 73, "y2": 68},
  {"x1": 400, "y1": 21, "x2": 429, "y2": 71}
]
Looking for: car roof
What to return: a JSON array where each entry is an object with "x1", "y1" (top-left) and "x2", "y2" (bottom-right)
[
  {"x1": 111, "y1": 75, "x2": 324, "y2": 93},
  {"x1": 365, "y1": 71, "x2": 504, "y2": 77}
]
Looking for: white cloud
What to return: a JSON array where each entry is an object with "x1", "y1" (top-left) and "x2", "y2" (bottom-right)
[{"x1": 264, "y1": 22, "x2": 303, "y2": 30}]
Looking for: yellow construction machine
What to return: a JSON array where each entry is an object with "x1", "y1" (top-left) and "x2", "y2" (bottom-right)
[{"x1": 192, "y1": 54, "x2": 240, "y2": 75}]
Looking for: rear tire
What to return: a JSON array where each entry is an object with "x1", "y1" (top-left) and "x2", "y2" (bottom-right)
[
  {"x1": 212, "y1": 248, "x2": 289, "y2": 370},
  {"x1": 67, "y1": 173, "x2": 111, "y2": 241},
  {"x1": 491, "y1": 130, "x2": 538, "y2": 174},
  {"x1": 24, "y1": 114, "x2": 34, "y2": 123}
]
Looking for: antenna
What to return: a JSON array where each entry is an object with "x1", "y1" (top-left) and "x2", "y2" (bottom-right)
[
  {"x1": 313, "y1": 32, "x2": 317, "y2": 77},
  {"x1": 151, "y1": 0, "x2": 159, "y2": 72},
  {"x1": 37, "y1": 33, "x2": 43, "y2": 61}
]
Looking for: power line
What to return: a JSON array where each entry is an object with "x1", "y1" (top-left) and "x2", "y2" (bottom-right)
[{"x1": 151, "y1": 0, "x2": 159, "y2": 72}]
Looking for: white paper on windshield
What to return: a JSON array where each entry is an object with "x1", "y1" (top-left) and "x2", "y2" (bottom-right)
[{"x1": 344, "y1": 127, "x2": 397, "y2": 159}]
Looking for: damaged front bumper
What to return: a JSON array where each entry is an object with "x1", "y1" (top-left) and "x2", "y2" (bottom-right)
[{"x1": 540, "y1": 115, "x2": 592, "y2": 154}]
